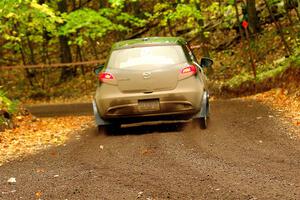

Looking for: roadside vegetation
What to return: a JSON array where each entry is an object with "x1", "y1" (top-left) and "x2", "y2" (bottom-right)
[{"x1": 0, "y1": 90, "x2": 18, "y2": 131}]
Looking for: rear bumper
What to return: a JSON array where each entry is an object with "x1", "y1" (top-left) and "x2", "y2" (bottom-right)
[{"x1": 95, "y1": 77, "x2": 204, "y2": 120}]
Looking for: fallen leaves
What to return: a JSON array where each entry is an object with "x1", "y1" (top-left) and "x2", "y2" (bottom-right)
[
  {"x1": 246, "y1": 88, "x2": 300, "y2": 136},
  {"x1": 1, "y1": 190, "x2": 16, "y2": 195},
  {"x1": 137, "y1": 191, "x2": 143, "y2": 198},
  {"x1": 7, "y1": 177, "x2": 16, "y2": 184},
  {"x1": 36, "y1": 168, "x2": 45, "y2": 173},
  {"x1": 35, "y1": 191, "x2": 42, "y2": 198},
  {"x1": 141, "y1": 147, "x2": 156, "y2": 156},
  {"x1": 0, "y1": 115, "x2": 93, "y2": 166}
]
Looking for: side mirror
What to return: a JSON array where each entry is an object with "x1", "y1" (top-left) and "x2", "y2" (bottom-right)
[
  {"x1": 200, "y1": 57, "x2": 213, "y2": 68},
  {"x1": 94, "y1": 64, "x2": 104, "y2": 74}
]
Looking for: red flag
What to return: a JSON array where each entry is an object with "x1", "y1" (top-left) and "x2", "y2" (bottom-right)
[{"x1": 242, "y1": 20, "x2": 248, "y2": 29}]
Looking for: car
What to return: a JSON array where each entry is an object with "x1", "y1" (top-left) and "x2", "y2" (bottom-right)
[{"x1": 93, "y1": 37, "x2": 213, "y2": 132}]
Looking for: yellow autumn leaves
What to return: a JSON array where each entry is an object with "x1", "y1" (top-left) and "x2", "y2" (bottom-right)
[{"x1": 0, "y1": 115, "x2": 93, "y2": 166}]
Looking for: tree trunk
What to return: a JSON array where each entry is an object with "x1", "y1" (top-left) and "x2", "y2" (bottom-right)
[
  {"x1": 58, "y1": 37, "x2": 76, "y2": 82},
  {"x1": 284, "y1": 0, "x2": 294, "y2": 25},
  {"x1": 76, "y1": 44, "x2": 85, "y2": 75},
  {"x1": 246, "y1": 0, "x2": 259, "y2": 35},
  {"x1": 58, "y1": 0, "x2": 76, "y2": 82},
  {"x1": 14, "y1": 22, "x2": 36, "y2": 87},
  {"x1": 167, "y1": 20, "x2": 175, "y2": 36},
  {"x1": 89, "y1": 37, "x2": 99, "y2": 59},
  {"x1": 297, "y1": 0, "x2": 300, "y2": 21},
  {"x1": 234, "y1": 0, "x2": 244, "y2": 40},
  {"x1": 264, "y1": 0, "x2": 292, "y2": 55},
  {"x1": 99, "y1": 0, "x2": 109, "y2": 9},
  {"x1": 195, "y1": 3, "x2": 210, "y2": 57},
  {"x1": 26, "y1": 34, "x2": 36, "y2": 65}
]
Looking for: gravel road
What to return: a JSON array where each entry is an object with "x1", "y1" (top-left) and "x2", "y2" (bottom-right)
[{"x1": 1, "y1": 99, "x2": 300, "y2": 199}]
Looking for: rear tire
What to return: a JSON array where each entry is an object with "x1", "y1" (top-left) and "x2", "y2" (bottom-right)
[{"x1": 199, "y1": 117, "x2": 207, "y2": 129}]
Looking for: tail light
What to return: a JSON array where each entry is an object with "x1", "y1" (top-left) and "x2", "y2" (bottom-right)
[
  {"x1": 99, "y1": 72, "x2": 117, "y2": 85},
  {"x1": 179, "y1": 65, "x2": 197, "y2": 80}
]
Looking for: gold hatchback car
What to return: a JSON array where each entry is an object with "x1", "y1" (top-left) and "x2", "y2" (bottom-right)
[{"x1": 93, "y1": 37, "x2": 213, "y2": 131}]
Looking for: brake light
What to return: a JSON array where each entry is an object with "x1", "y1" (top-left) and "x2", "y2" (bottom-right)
[
  {"x1": 181, "y1": 65, "x2": 197, "y2": 74},
  {"x1": 99, "y1": 72, "x2": 117, "y2": 85},
  {"x1": 99, "y1": 72, "x2": 114, "y2": 80},
  {"x1": 179, "y1": 65, "x2": 197, "y2": 80}
]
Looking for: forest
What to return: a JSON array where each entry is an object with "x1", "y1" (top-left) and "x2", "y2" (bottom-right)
[{"x1": 0, "y1": 0, "x2": 300, "y2": 126}]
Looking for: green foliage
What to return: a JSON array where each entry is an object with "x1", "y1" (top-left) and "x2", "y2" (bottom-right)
[
  {"x1": 290, "y1": 47, "x2": 300, "y2": 66},
  {"x1": 109, "y1": 0, "x2": 125, "y2": 8},
  {"x1": 226, "y1": 73, "x2": 254, "y2": 88},
  {"x1": 116, "y1": 12, "x2": 146, "y2": 28},
  {"x1": 0, "y1": 0, "x2": 62, "y2": 59},
  {"x1": 205, "y1": 2, "x2": 236, "y2": 29},
  {"x1": 99, "y1": 7, "x2": 146, "y2": 28},
  {"x1": 60, "y1": 8, "x2": 126, "y2": 45},
  {"x1": 256, "y1": 64, "x2": 288, "y2": 82},
  {"x1": 0, "y1": 90, "x2": 18, "y2": 124},
  {"x1": 0, "y1": 0, "x2": 61, "y2": 38},
  {"x1": 149, "y1": 2, "x2": 203, "y2": 34},
  {"x1": 260, "y1": 0, "x2": 286, "y2": 19},
  {"x1": 60, "y1": 6, "x2": 146, "y2": 46},
  {"x1": 226, "y1": 53, "x2": 297, "y2": 89}
]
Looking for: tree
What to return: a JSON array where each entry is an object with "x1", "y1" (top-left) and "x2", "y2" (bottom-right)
[
  {"x1": 246, "y1": 0, "x2": 259, "y2": 34},
  {"x1": 194, "y1": 2, "x2": 210, "y2": 57},
  {"x1": 57, "y1": 0, "x2": 76, "y2": 82},
  {"x1": 264, "y1": 0, "x2": 292, "y2": 55},
  {"x1": 0, "y1": 0, "x2": 62, "y2": 85}
]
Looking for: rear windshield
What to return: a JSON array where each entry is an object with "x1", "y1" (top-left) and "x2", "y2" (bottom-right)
[{"x1": 107, "y1": 45, "x2": 187, "y2": 69}]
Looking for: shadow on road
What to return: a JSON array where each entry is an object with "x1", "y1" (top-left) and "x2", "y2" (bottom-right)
[{"x1": 100, "y1": 122, "x2": 188, "y2": 136}]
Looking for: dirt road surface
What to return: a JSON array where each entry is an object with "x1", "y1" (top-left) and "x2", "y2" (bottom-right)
[{"x1": 1, "y1": 99, "x2": 300, "y2": 199}]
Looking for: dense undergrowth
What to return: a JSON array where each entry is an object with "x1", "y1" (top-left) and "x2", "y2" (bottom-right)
[
  {"x1": 209, "y1": 14, "x2": 300, "y2": 97},
  {"x1": 215, "y1": 47, "x2": 300, "y2": 97},
  {"x1": 0, "y1": 90, "x2": 18, "y2": 130}
]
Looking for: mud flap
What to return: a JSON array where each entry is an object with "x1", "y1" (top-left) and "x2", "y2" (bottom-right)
[
  {"x1": 92, "y1": 100, "x2": 111, "y2": 126},
  {"x1": 193, "y1": 91, "x2": 209, "y2": 119}
]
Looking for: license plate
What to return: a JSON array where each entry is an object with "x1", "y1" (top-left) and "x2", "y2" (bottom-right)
[{"x1": 138, "y1": 99, "x2": 160, "y2": 112}]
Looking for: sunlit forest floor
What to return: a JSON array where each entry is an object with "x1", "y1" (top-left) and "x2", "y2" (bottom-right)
[
  {"x1": 0, "y1": 115, "x2": 93, "y2": 166},
  {"x1": 246, "y1": 88, "x2": 300, "y2": 130}
]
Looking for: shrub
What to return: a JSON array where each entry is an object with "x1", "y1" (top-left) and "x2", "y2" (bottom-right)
[{"x1": 0, "y1": 90, "x2": 18, "y2": 127}]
